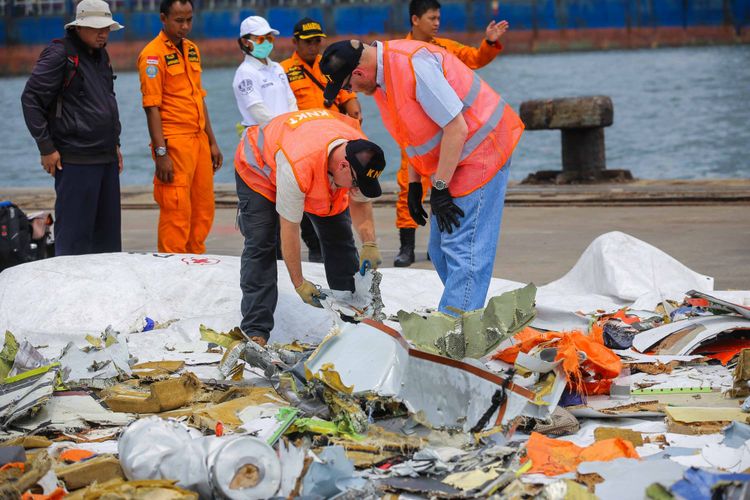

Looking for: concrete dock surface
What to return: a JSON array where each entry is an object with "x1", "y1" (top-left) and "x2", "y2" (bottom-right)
[{"x1": 3, "y1": 179, "x2": 748, "y2": 290}]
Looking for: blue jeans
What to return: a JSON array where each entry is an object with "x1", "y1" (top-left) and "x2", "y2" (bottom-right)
[{"x1": 428, "y1": 159, "x2": 511, "y2": 315}]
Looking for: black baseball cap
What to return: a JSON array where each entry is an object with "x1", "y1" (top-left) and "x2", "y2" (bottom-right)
[
  {"x1": 346, "y1": 139, "x2": 386, "y2": 198},
  {"x1": 320, "y1": 40, "x2": 364, "y2": 107},
  {"x1": 293, "y1": 17, "x2": 326, "y2": 39}
]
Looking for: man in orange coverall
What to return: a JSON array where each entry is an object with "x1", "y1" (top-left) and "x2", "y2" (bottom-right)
[
  {"x1": 280, "y1": 17, "x2": 363, "y2": 262},
  {"x1": 137, "y1": 0, "x2": 223, "y2": 253},
  {"x1": 392, "y1": 0, "x2": 509, "y2": 267}
]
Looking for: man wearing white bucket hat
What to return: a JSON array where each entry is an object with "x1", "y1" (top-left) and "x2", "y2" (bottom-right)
[{"x1": 21, "y1": 0, "x2": 124, "y2": 256}]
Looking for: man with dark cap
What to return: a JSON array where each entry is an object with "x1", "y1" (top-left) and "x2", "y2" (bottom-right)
[
  {"x1": 320, "y1": 39, "x2": 524, "y2": 317},
  {"x1": 233, "y1": 108, "x2": 384, "y2": 345},
  {"x1": 281, "y1": 17, "x2": 361, "y2": 121}
]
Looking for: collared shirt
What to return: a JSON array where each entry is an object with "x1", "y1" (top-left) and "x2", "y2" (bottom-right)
[
  {"x1": 404, "y1": 31, "x2": 501, "y2": 70},
  {"x1": 281, "y1": 52, "x2": 357, "y2": 111},
  {"x1": 276, "y1": 138, "x2": 366, "y2": 223},
  {"x1": 137, "y1": 31, "x2": 206, "y2": 137},
  {"x1": 233, "y1": 55, "x2": 295, "y2": 127},
  {"x1": 374, "y1": 40, "x2": 463, "y2": 128}
]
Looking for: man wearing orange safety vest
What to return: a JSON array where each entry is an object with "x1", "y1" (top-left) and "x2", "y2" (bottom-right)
[
  {"x1": 280, "y1": 17, "x2": 363, "y2": 262},
  {"x1": 234, "y1": 109, "x2": 385, "y2": 346},
  {"x1": 321, "y1": 39, "x2": 523, "y2": 315},
  {"x1": 392, "y1": 0, "x2": 509, "y2": 267},
  {"x1": 137, "y1": 0, "x2": 223, "y2": 253}
]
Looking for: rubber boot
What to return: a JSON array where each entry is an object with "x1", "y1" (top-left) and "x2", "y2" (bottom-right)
[{"x1": 393, "y1": 228, "x2": 416, "y2": 267}]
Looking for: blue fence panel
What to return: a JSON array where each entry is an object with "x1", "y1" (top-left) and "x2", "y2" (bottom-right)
[
  {"x1": 334, "y1": 5, "x2": 390, "y2": 36},
  {"x1": 538, "y1": 0, "x2": 560, "y2": 29},
  {"x1": 567, "y1": 0, "x2": 628, "y2": 28},
  {"x1": 652, "y1": 0, "x2": 686, "y2": 27},
  {"x1": 267, "y1": 7, "x2": 324, "y2": 37},
  {"x1": 686, "y1": 0, "x2": 727, "y2": 26},
  {"x1": 439, "y1": 2, "x2": 467, "y2": 32},
  {"x1": 733, "y1": 0, "x2": 750, "y2": 28},
  {"x1": 16, "y1": 16, "x2": 67, "y2": 44},
  {"x1": 497, "y1": 0, "x2": 536, "y2": 31}
]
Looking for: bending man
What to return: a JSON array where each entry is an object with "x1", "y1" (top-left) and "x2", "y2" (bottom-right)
[{"x1": 234, "y1": 109, "x2": 385, "y2": 345}]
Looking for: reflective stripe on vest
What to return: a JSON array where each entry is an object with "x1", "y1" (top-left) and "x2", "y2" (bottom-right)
[
  {"x1": 243, "y1": 127, "x2": 272, "y2": 178},
  {"x1": 405, "y1": 73, "x2": 504, "y2": 162}
]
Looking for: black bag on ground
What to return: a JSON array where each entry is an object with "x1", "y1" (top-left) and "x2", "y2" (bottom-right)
[{"x1": 0, "y1": 201, "x2": 33, "y2": 271}]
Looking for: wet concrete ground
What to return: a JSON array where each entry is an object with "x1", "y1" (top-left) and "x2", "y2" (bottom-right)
[{"x1": 3, "y1": 180, "x2": 749, "y2": 289}]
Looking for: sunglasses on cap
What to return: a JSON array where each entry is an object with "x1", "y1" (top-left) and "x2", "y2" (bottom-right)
[{"x1": 246, "y1": 34, "x2": 275, "y2": 44}]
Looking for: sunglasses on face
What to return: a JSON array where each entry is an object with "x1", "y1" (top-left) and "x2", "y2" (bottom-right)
[
  {"x1": 342, "y1": 73, "x2": 353, "y2": 91},
  {"x1": 248, "y1": 34, "x2": 275, "y2": 44},
  {"x1": 348, "y1": 163, "x2": 358, "y2": 188}
]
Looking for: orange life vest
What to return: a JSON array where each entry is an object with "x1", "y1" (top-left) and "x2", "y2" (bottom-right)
[
  {"x1": 373, "y1": 39, "x2": 524, "y2": 197},
  {"x1": 234, "y1": 109, "x2": 364, "y2": 217}
]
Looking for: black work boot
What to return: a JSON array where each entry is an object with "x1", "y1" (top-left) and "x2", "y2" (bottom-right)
[{"x1": 393, "y1": 228, "x2": 416, "y2": 267}]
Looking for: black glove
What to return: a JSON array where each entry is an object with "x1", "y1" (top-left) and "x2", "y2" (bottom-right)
[
  {"x1": 430, "y1": 187, "x2": 464, "y2": 234},
  {"x1": 407, "y1": 182, "x2": 428, "y2": 226}
]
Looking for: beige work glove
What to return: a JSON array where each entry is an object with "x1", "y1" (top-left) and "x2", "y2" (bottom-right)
[
  {"x1": 295, "y1": 279, "x2": 324, "y2": 308},
  {"x1": 359, "y1": 242, "x2": 382, "y2": 274}
]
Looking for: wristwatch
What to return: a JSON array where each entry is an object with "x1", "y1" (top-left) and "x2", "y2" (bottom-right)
[
  {"x1": 154, "y1": 146, "x2": 168, "y2": 157},
  {"x1": 432, "y1": 178, "x2": 448, "y2": 190}
]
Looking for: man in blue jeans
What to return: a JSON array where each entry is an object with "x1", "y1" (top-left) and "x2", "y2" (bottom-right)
[
  {"x1": 321, "y1": 39, "x2": 524, "y2": 314},
  {"x1": 21, "y1": 0, "x2": 124, "y2": 255}
]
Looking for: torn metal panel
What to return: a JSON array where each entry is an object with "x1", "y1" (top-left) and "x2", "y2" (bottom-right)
[
  {"x1": 320, "y1": 270, "x2": 385, "y2": 322},
  {"x1": 8, "y1": 339, "x2": 49, "y2": 378},
  {"x1": 398, "y1": 284, "x2": 536, "y2": 360},
  {"x1": 301, "y1": 446, "x2": 357, "y2": 498},
  {"x1": 687, "y1": 290, "x2": 750, "y2": 319},
  {"x1": 0, "y1": 366, "x2": 56, "y2": 428},
  {"x1": 305, "y1": 320, "x2": 552, "y2": 432},
  {"x1": 12, "y1": 391, "x2": 133, "y2": 432},
  {"x1": 632, "y1": 315, "x2": 750, "y2": 354},
  {"x1": 58, "y1": 329, "x2": 132, "y2": 389}
]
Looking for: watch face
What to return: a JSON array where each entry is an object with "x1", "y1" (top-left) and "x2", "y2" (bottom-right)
[{"x1": 433, "y1": 179, "x2": 447, "y2": 190}]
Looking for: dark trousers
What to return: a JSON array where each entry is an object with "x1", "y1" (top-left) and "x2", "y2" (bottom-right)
[
  {"x1": 236, "y1": 171, "x2": 358, "y2": 340},
  {"x1": 54, "y1": 161, "x2": 121, "y2": 256}
]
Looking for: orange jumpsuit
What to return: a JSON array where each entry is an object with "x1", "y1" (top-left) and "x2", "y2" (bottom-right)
[
  {"x1": 395, "y1": 32, "x2": 502, "y2": 229},
  {"x1": 137, "y1": 31, "x2": 214, "y2": 253},
  {"x1": 280, "y1": 52, "x2": 358, "y2": 111}
]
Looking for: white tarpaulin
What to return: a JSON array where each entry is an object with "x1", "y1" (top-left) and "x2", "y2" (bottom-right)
[{"x1": 0, "y1": 232, "x2": 735, "y2": 366}]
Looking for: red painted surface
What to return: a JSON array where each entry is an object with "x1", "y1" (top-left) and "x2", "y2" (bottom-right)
[{"x1": 2, "y1": 26, "x2": 747, "y2": 76}]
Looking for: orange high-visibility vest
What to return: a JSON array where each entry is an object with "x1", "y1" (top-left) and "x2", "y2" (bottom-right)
[
  {"x1": 373, "y1": 39, "x2": 524, "y2": 197},
  {"x1": 234, "y1": 109, "x2": 364, "y2": 217}
]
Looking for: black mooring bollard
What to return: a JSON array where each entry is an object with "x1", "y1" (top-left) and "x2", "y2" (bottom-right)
[{"x1": 519, "y1": 95, "x2": 632, "y2": 183}]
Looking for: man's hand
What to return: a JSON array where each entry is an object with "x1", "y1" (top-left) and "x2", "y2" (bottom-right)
[
  {"x1": 155, "y1": 155, "x2": 174, "y2": 183},
  {"x1": 41, "y1": 151, "x2": 62, "y2": 177},
  {"x1": 486, "y1": 20, "x2": 509, "y2": 43},
  {"x1": 117, "y1": 146, "x2": 124, "y2": 174},
  {"x1": 407, "y1": 182, "x2": 428, "y2": 226},
  {"x1": 359, "y1": 242, "x2": 381, "y2": 274},
  {"x1": 295, "y1": 279, "x2": 325, "y2": 308},
  {"x1": 430, "y1": 187, "x2": 465, "y2": 234},
  {"x1": 210, "y1": 142, "x2": 223, "y2": 172}
]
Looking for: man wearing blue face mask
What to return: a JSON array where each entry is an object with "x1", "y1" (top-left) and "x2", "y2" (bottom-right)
[{"x1": 233, "y1": 16, "x2": 297, "y2": 129}]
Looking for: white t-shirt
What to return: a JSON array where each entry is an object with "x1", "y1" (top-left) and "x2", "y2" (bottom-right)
[
  {"x1": 233, "y1": 55, "x2": 296, "y2": 127},
  {"x1": 276, "y1": 139, "x2": 368, "y2": 223}
]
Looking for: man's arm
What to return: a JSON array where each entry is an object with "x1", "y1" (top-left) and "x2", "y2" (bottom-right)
[
  {"x1": 21, "y1": 43, "x2": 67, "y2": 175},
  {"x1": 434, "y1": 113, "x2": 468, "y2": 185},
  {"x1": 203, "y1": 100, "x2": 223, "y2": 172},
  {"x1": 349, "y1": 199, "x2": 376, "y2": 243},
  {"x1": 144, "y1": 106, "x2": 173, "y2": 183},
  {"x1": 341, "y1": 98, "x2": 362, "y2": 123},
  {"x1": 280, "y1": 217, "x2": 304, "y2": 288}
]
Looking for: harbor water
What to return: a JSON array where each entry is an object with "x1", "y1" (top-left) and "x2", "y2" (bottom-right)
[{"x1": 1, "y1": 44, "x2": 748, "y2": 188}]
